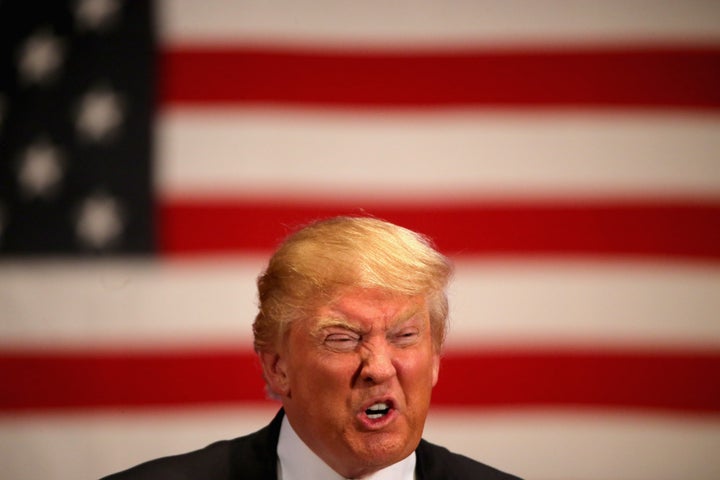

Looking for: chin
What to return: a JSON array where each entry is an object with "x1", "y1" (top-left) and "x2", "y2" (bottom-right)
[
  {"x1": 355, "y1": 431, "x2": 413, "y2": 464},
  {"x1": 335, "y1": 429, "x2": 418, "y2": 478}
]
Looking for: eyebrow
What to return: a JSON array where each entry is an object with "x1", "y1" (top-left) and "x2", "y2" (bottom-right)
[
  {"x1": 312, "y1": 306, "x2": 424, "y2": 336},
  {"x1": 392, "y1": 307, "x2": 423, "y2": 328}
]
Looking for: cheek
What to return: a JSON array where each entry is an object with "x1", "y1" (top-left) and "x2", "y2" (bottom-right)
[
  {"x1": 397, "y1": 349, "x2": 438, "y2": 387},
  {"x1": 293, "y1": 354, "x2": 358, "y2": 393}
]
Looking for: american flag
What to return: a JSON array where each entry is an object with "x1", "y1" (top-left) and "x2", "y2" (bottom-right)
[{"x1": 1, "y1": 1, "x2": 720, "y2": 479}]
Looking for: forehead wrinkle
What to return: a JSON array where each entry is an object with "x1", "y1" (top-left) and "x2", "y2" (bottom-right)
[{"x1": 323, "y1": 299, "x2": 426, "y2": 334}]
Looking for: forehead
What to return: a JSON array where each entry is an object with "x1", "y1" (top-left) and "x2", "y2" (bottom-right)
[{"x1": 314, "y1": 288, "x2": 428, "y2": 328}]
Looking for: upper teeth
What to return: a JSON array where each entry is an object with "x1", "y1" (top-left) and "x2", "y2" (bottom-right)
[
  {"x1": 366, "y1": 402, "x2": 390, "y2": 418},
  {"x1": 368, "y1": 402, "x2": 388, "y2": 411}
]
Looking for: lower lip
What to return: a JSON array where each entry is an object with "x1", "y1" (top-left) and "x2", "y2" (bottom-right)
[{"x1": 357, "y1": 408, "x2": 398, "y2": 430}]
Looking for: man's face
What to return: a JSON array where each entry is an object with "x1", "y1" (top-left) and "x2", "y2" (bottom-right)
[{"x1": 262, "y1": 288, "x2": 440, "y2": 478}]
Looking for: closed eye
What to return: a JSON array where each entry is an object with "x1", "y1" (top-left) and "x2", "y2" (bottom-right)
[
  {"x1": 392, "y1": 328, "x2": 420, "y2": 346},
  {"x1": 325, "y1": 333, "x2": 361, "y2": 352}
]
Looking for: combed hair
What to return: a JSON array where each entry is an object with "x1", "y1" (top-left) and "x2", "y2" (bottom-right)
[{"x1": 253, "y1": 216, "x2": 453, "y2": 353}]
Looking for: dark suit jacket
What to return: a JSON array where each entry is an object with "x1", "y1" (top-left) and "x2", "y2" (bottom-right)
[{"x1": 101, "y1": 410, "x2": 521, "y2": 479}]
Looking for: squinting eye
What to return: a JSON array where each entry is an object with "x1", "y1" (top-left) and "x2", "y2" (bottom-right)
[
  {"x1": 325, "y1": 333, "x2": 361, "y2": 351},
  {"x1": 394, "y1": 329, "x2": 419, "y2": 345}
]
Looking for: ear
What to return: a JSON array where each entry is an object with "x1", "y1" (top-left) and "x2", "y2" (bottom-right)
[
  {"x1": 431, "y1": 351, "x2": 440, "y2": 387},
  {"x1": 259, "y1": 350, "x2": 290, "y2": 397}
]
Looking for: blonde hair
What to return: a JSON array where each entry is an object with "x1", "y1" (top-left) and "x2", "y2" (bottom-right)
[{"x1": 253, "y1": 216, "x2": 453, "y2": 352}]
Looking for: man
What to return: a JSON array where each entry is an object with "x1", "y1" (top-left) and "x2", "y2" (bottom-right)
[{"x1": 103, "y1": 216, "x2": 521, "y2": 479}]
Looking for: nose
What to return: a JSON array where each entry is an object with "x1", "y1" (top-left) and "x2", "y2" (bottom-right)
[{"x1": 359, "y1": 342, "x2": 397, "y2": 385}]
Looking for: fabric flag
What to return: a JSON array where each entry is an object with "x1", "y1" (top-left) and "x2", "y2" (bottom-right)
[{"x1": 1, "y1": 1, "x2": 720, "y2": 479}]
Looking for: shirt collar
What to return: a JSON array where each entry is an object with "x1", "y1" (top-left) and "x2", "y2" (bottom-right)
[{"x1": 277, "y1": 415, "x2": 416, "y2": 480}]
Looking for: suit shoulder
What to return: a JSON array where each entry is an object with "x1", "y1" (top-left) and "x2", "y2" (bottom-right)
[{"x1": 416, "y1": 439, "x2": 523, "y2": 480}]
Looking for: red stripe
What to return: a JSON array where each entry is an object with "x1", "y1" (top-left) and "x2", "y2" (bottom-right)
[
  {"x1": 0, "y1": 350, "x2": 268, "y2": 411},
  {"x1": 2, "y1": 348, "x2": 718, "y2": 412},
  {"x1": 158, "y1": 198, "x2": 720, "y2": 259},
  {"x1": 435, "y1": 350, "x2": 720, "y2": 412},
  {"x1": 160, "y1": 46, "x2": 720, "y2": 108}
]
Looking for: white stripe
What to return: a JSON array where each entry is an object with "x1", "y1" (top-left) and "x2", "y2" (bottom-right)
[
  {"x1": 449, "y1": 259, "x2": 720, "y2": 350},
  {"x1": 0, "y1": 258, "x2": 263, "y2": 350},
  {"x1": 2, "y1": 407, "x2": 718, "y2": 480},
  {"x1": 159, "y1": 0, "x2": 720, "y2": 47},
  {"x1": 2, "y1": 259, "x2": 719, "y2": 350},
  {"x1": 158, "y1": 109, "x2": 720, "y2": 202},
  {"x1": 424, "y1": 409, "x2": 720, "y2": 480}
]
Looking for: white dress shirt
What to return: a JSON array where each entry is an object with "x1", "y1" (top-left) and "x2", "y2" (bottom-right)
[{"x1": 277, "y1": 415, "x2": 416, "y2": 480}]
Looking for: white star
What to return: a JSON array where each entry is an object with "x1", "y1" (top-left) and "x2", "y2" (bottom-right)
[
  {"x1": 75, "y1": 86, "x2": 124, "y2": 142},
  {"x1": 17, "y1": 29, "x2": 65, "y2": 84},
  {"x1": 75, "y1": 193, "x2": 124, "y2": 249},
  {"x1": 17, "y1": 140, "x2": 64, "y2": 198},
  {"x1": 75, "y1": 0, "x2": 122, "y2": 32}
]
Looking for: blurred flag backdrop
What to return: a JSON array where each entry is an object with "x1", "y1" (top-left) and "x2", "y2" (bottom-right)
[{"x1": 1, "y1": 1, "x2": 720, "y2": 479}]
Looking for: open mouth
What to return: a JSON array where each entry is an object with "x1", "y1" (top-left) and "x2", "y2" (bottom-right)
[{"x1": 365, "y1": 401, "x2": 392, "y2": 419}]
